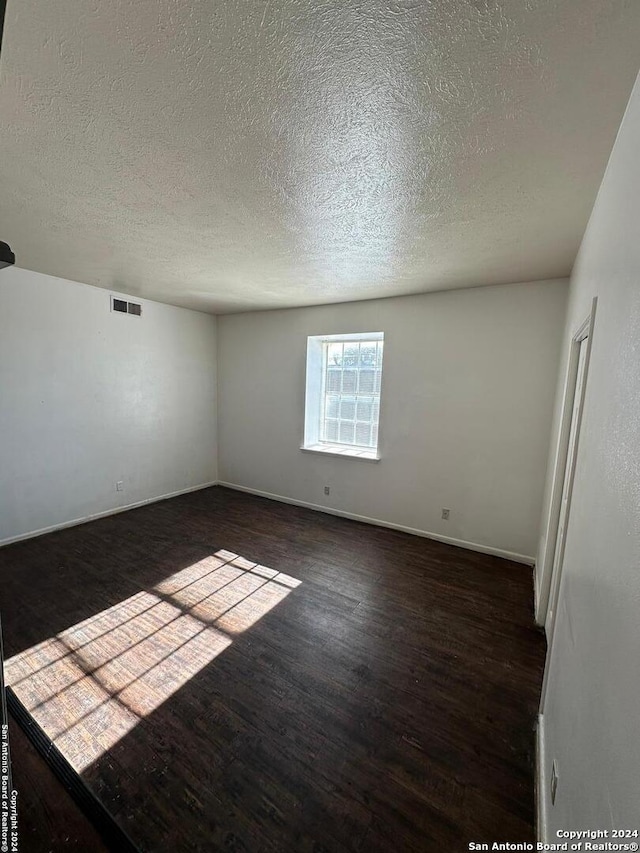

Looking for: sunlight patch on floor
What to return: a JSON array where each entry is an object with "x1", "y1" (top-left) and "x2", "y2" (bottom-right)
[{"x1": 5, "y1": 551, "x2": 301, "y2": 772}]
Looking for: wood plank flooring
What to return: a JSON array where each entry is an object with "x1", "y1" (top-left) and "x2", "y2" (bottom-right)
[
  {"x1": 8, "y1": 718, "x2": 109, "y2": 853},
  {"x1": 0, "y1": 486, "x2": 545, "y2": 852}
]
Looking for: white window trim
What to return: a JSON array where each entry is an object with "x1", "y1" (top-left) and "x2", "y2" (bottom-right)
[
  {"x1": 300, "y1": 444, "x2": 381, "y2": 462},
  {"x1": 302, "y1": 331, "x2": 384, "y2": 461}
]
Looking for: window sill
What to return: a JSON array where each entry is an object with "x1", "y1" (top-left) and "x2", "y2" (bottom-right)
[{"x1": 300, "y1": 444, "x2": 380, "y2": 462}]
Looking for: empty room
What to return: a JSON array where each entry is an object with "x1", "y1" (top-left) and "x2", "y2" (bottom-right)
[{"x1": 1, "y1": 1, "x2": 639, "y2": 851}]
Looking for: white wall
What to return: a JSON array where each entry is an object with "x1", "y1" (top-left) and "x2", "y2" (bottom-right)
[
  {"x1": 0, "y1": 268, "x2": 218, "y2": 544},
  {"x1": 538, "y1": 72, "x2": 640, "y2": 835},
  {"x1": 217, "y1": 279, "x2": 568, "y2": 562}
]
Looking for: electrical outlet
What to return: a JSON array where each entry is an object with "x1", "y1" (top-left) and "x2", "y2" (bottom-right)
[
  {"x1": 116, "y1": 481, "x2": 124, "y2": 492},
  {"x1": 441, "y1": 508, "x2": 450, "y2": 520},
  {"x1": 324, "y1": 486, "x2": 330, "y2": 496},
  {"x1": 551, "y1": 759, "x2": 559, "y2": 805}
]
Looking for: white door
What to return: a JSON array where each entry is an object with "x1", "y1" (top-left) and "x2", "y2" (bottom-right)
[{"x1": 545, "y1": 334, "x2": 589, "y2": 637}]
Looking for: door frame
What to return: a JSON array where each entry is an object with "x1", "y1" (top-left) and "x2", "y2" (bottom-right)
[
  {"x1": 538, "y1": 297, "x2": 596, "y2": 713},
  {"x1": 536, "y1": 298, "x2": 597, "y2": 627}
]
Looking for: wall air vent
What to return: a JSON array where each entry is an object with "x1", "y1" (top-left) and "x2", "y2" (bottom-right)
[{"x1": 111, "y1": 296, "x2": 142, "y2": 316}]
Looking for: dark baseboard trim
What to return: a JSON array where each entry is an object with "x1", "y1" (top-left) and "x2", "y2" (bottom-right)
[{"x1": 7, "y1": 687, "x2": 141, "y2": 853}]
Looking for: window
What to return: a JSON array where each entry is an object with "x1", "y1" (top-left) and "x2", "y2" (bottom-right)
[{"x1": 303, "y1": 332, "x2": 384, "y2": 460}]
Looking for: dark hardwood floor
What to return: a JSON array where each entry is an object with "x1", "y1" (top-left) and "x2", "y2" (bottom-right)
[
  {"x1": 0, "y1": 486, "x2": 545, "y2": 852},
  {"x1": 8, "y1": 718, "x2": 109, "y2": 853}
]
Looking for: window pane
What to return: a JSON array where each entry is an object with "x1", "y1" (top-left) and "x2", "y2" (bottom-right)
[
  {"x1": 325, "y1": 396, "x2": 340, "y2": 419},
  {"x1": 358, "y1": 370, "x2": 375, "y2": 393},
  {"x1": 359, "y1": 344, "x2": 376, "y2": 368},
  {"x1": 356, "y1": 422, "x2": 372, "y2": 446},
  {"x1": 342, "y1": 370, "x2": 357, "y2": 393},
  {"x1": 343, "y1": 344, "x2": 359, "y2": 367},
  {"x1": 326, "y1": 368, "x2": 341, "y2": 393},
  {"x1": 339, "y1": 422, "x2": 355, "y2": 444},
  {"x1": 356, "y1": 399, "x2": 372, "y2": 421},
  {"x1": 340, "y1": 399, "x2": 356, "y2": 420},
  {"x1": 319, "y1": 337, "x2": 383, "y2": 451},
  {"x1": 327, "y1": 342, "x2": 343, "y2": 367},
  {"x1": 325, "y1": 420, "x2": 339, "y2": 442}
]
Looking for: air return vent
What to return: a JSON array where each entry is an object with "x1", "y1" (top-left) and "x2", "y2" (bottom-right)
[{"x1": 111, "y1": 296, "x2": 142, "y2": 316}]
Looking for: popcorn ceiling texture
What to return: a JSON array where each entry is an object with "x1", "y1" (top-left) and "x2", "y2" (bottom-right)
[{"x1": 0, "y1": 0, "x2": 639, "y2": 313}]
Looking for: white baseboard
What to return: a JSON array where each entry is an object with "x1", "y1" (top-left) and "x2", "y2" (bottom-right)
[
  {"x1": 536, "y1": 713, "x2": 548, "y2": 844},
  {"x1": 3, "y1": 479, "x2": 536, "y2": 566},
  {"x1": 217, "y1": 481, "x2": 535, "y2": 565},
  {"x1": 0, "y1": 480, "x2": 219, "y2": 548}
]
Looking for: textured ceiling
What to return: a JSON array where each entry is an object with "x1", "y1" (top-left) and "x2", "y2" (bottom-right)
[{"x1": 1, "y1": 1, "x2": 639, "y2": 313}]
